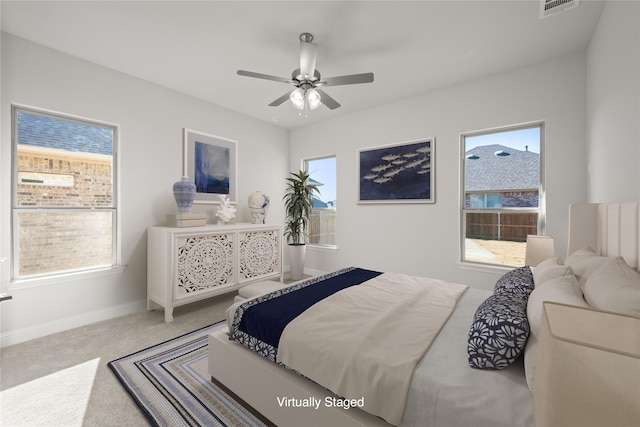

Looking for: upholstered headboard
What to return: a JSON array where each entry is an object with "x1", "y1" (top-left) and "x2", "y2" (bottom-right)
[{"x1": 567, "y1": 201, "x2": 640, "y2": 270}]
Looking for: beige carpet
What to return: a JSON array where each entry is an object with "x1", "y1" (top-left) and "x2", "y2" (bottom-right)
[
  {"x1": 1, "y1": 293, "x2": 235, "y2": 427},
  {"x1": 1, "y1": 358, "x2": 100, "y2": 426}
]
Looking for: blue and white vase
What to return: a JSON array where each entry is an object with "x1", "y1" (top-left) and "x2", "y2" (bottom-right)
[{"x1": 173, "y1": 176, "x2": 196, "y2": 213}]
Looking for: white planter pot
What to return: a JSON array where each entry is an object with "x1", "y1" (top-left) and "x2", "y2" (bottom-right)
[{"x1": 288, "y1": 244, "x2": 306, "y2": 281}]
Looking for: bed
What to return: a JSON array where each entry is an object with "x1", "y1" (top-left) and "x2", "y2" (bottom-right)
[{"x1": 208, "y1": 201, "x2": 640, "y2": 427}]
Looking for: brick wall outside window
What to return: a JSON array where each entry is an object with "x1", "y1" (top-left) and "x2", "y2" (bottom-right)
[{"x1": 16, "y1": 146, "x2": 114, "y2": 276}]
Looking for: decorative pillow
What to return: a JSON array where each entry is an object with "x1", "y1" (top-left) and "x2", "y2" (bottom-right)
[
  {"x1": 564, "y1": 247, "x2": 612, "y2": 289},
  {"x1": 468, "y1": 292, "x2": 530, "y2": 370},
  {"x1": 494, "y1": 266, "x2": 535, "y2": 297},
  {"x1": 524, "y1": 275, "x2": 589, "y2": 390},
  {"x1": 583, "y1": 256, "x2": 640, "y2": 317},
  {"x1": 532, "y1": 257, "x2": 572, "y2": 287}
]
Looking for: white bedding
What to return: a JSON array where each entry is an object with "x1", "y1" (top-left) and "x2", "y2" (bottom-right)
[
  {"x1": 226, "y1": 283, "x2": 533, "y2": 427},
  {"x1": 402, "y1": 287, "x2": 533, "y2": 427},
  {"x1": 277, "y1": 272, "x2": 468, "y2": 425}
]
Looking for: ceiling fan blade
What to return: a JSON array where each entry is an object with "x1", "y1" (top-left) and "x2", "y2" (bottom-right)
[
  {"x1": 320, "y1": 72, "x2": 374, "y2": 87},
  {"x1": 316, "y1": 89, "x2": 341, "y2": 110},
  {"x1": 268, "y1": 91, "x2": 292, "y2": 107},
  {"x1": 237, "y1": 70, "x2": 294, "y2": 84},
  {"x1": 299, "y1": 40, "x2": 317, "y2": 79}
]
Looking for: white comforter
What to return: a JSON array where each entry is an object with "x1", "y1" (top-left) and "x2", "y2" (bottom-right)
[
  {"x1": 401, "y1": 287, "x2": 533, "y2": 427},
  {"x1": 276, "y1": 272, "x2": 468, "y2": 426}
]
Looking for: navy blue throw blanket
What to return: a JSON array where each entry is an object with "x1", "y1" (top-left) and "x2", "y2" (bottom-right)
[{"x1": 238, "y1": 268, "x2": 382, "y2": 349}]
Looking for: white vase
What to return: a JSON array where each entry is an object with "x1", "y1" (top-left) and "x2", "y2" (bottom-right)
[
  {"x1": 248, "y1": 191, "x2": 270, "y2": 224},
  {"x1": 288, "y1": 244, "x2": 306, "y2": 281}
]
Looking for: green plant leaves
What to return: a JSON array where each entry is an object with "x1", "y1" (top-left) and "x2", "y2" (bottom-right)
[{"x1": 283, "y1": 170, "x2": 319, "y2": 245}]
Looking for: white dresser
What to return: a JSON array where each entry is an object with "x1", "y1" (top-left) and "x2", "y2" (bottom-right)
[{"x1": 147, "y1": 223, "x2": 283, "y2": 322}]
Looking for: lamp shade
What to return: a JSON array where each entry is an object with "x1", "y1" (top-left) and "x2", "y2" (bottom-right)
[
  {"x1": 533, "y1": 302, "x2": 640, "y2": 427},
  {"x1": 525, "y1": 235, "x2": 555, "y2": 266},
  {"x1": 306, "y1": 89, "x2": 321, "y2": 109},
  {"x1": 289, "y1": 88, "x2": 305, "y2": 110}
]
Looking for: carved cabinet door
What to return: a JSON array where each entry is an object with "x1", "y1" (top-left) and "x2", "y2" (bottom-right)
[
  {"x1": 238, "y1": 229, "x2": 281, "y2": 283},
  {"x1": 174, "y1": 232, "x2": 235, "y2": 300}
]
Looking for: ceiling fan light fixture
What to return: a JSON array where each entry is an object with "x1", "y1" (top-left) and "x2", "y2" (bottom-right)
[
  {"x1": 237, "y1": 32, "x2": 374, "y2": 116},
  {"x1": 290, "y1": 88, "x2": 305, "y2": 110},
  {"x1": 307, "y1": 89, "x2": 322, "y2": 110}
]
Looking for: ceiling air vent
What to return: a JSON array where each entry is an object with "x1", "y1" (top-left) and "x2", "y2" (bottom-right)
[{"x1": 540, "y1": 0, "x2": 580, "y2": 19}]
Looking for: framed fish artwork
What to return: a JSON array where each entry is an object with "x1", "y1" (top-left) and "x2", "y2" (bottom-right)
[{"x1": 358, "y1": 138, "x2": 434, "y2": 203}]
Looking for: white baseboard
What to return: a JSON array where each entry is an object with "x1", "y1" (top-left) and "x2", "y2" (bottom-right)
[
  {"x1": 303, "y1": 267, "x2": 327, "y2": 277},
  {"x1": 283, "y1": 265, "x2": 327, "y2": 281},
  {"x1": 0, "y1": 299, "x2": 146, "y2": 348}
]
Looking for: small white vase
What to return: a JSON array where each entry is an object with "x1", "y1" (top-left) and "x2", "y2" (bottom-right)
[{"x1": 248, "y1": 191, "x2": 270, "y2": 224}]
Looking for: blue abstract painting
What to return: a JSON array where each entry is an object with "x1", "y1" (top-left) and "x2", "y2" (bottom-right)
[
  {"x1": 358, "y1": 138, "x2": 434, "y2": 203},
  {"x1": 194, "y1": 140, "x2": 230, "y2": 195}
]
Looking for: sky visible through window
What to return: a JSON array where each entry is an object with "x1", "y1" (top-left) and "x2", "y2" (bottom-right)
[
  {"x1": 307, "y1": 157, "x2": 336, "y2": 206},
  {"x1": 465, "y1": 127, "x2": 540, "y2": 153}
]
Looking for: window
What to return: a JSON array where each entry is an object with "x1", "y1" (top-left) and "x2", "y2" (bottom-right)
[
  {"x1": 461, "y1": 123, "x2": 544, "y2": 267},
  {"x1": 304, "y1": 156, "x2": 337, "y2": 247},
  {"x1": 12, "y1": 106, "x2": 118, "y2": 279}
]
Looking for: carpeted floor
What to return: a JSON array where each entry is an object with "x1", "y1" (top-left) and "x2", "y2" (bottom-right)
[{"x1": 0, "y1": 293, "x2": 236, "y2": 427}]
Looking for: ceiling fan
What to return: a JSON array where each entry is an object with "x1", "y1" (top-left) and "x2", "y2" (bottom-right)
[{"x1": 237, "y1": 33, "x2": 374, "y2": 112}]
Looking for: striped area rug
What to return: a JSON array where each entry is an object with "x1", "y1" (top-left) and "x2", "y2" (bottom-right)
[{"x1": 108, "y1": 321, "x2": 271, "y2": 427}]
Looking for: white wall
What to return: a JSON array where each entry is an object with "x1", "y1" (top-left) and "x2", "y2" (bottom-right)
[
  {"x1": 0, "y1": 34, "x2": 289, "y2": 346},
  {"x1": 290, "y1": 52, "x2": 588, "y2": 290},
  {"x1": 587, "y1": 0, "x2": 640, "y2": 202}
]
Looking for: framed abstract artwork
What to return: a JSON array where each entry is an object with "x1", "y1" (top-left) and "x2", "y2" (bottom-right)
[
  {"x1": 358, "y1": 137, "x2": 434, "y2": 203},
  {"x1": 183, "y1": 128, "x2": 237, "y2": 204}
]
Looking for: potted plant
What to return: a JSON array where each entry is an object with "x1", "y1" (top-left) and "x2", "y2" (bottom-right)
[{"x1": 283, "y1": 170, "x2": 319, "y2": 280}]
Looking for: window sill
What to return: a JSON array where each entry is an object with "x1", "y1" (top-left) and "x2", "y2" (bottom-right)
[
  {"x1": 307, "y1": 244, "x2": 338, "y2": 252},
  {"x1": 457, "y1": 261, "x2": 515, "y2": 274},
  {"x1": 7, "y1": 265, "x2": 127, "y2": 291}
]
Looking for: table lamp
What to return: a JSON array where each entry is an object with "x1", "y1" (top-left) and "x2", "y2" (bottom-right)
[{"x1": 525, "y1": 235, "x2": 555, "y2": 266}]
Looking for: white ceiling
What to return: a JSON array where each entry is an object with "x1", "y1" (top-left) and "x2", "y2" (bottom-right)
[{"x1": 1, "y1": 1, "x2": 604, "y2": 129}]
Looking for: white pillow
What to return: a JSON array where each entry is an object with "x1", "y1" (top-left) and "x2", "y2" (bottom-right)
[
  {"x1": 527, "y1": 275, "x2": 589, "y2": 337},
  {"x1": 583, "y1": 256, "x2": 640, "y2": 317},
  {"x1": 564, "y1": 247, "x2": 613, "y2": 289},
  {"x1": 524, "y1": 334, "x2": 538, "y2": 391},
  {"x1": 532, "y1": 257, "x2": 572, "y2": 287},
  {"x1": 524, "y1": 274, "x2": 590, "y2": 391}
]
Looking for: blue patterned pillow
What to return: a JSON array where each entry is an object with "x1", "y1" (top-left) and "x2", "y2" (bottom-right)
[
  {"x1": 468, "y1": 292, "x2": 530, "y2": 370},
  {"x1": 494, "y1": 266, "x2": 534, "y2": 297}
]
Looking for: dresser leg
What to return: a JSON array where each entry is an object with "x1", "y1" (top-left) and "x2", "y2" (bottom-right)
[{"x1": 165, "y1": 307, "x2": 174, "y2": 322}]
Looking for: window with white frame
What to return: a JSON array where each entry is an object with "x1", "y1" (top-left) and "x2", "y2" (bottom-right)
[
  {"x1": 304, "y1": 156, "x2": 337, "y2": 247},
  {"x1": 461, "y1": 123, "x2": 544, "y2": 267},
  {"x1": 12, "y1": 106, "x2": 118, "y2": 279}
]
